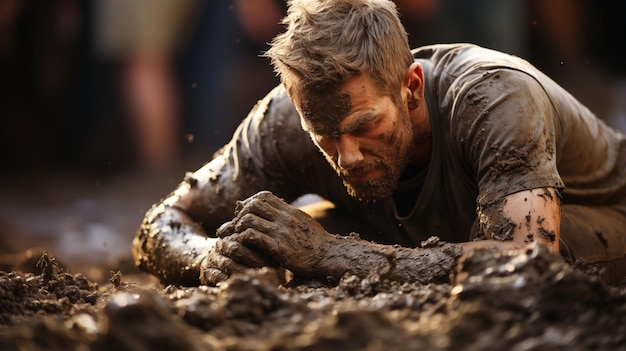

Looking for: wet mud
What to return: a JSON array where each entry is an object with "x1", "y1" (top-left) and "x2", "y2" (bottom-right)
[{"x1": 1, "y1": 243, "x2": 625, "y2": 350}]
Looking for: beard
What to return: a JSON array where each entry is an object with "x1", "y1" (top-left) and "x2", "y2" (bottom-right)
[
  {"x1": 338, "y1": 148, "x2": 411, "y2": 202},
  {"x1": 331, "y1": 109, "x2": 414, "y2": 202},
  {"x1": 341, "y1": 160, "x2": 399, "y2": 201}
]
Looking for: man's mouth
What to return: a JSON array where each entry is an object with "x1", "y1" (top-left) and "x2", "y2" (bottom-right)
[{"x1": 345, "y1": 167, "x2": 384, "y2": 183}]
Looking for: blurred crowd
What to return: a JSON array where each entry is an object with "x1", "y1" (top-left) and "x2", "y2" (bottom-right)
[{"x1": 1, "y1": 0, "x2": 625, "y2": 178}]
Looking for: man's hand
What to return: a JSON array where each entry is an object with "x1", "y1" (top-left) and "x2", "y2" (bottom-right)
[
  {"x1": 208, "y1": 191, "x2": 464, "y2": 284},
  {"x1": 216, "y1": 191, "x2": 332, "y2": 277},
  {"x1": 200, "y1": 236, "x2": 275, "y2": 285}
]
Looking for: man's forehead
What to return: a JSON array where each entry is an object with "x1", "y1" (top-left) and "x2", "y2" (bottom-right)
[{"x1": 300, "y1": 90, "x2": 352, "y2": 134}]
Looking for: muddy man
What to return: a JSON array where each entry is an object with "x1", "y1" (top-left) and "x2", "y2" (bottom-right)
[{"x1": 133, "y1": 0, "x2": 626, "y2": 286}]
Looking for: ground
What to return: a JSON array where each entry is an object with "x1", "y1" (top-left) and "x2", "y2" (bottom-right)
[
  {"x1": 1, "y1": 172, "x2": 625, "y2": 350},
  {"x1": 1, "y1": 239, "x2": 626, "y2": 350}
]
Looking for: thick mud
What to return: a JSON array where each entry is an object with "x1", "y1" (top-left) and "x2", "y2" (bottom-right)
[{"x1": 1, "y1": 243, "x2": 625, "y2": 351}]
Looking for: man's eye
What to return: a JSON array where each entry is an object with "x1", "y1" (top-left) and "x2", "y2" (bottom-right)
[
  {"x1": 353, "y1": 121, "x2": 375, "y2": 136},
  {"x1": 355, "y1": 116, "x2": 380, "y2": 134}
]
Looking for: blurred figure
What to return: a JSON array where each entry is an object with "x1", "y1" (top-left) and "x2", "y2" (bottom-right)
[
  {"x1": 94, "y1": 0, "x2": 200, "y2": 170},
  {"x1": 179, "y1": 0, "x2": 286, "y2": 153}
]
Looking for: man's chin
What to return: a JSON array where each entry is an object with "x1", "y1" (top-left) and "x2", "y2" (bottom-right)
[{"x1": 344, "y1": 180, "x2": 394, "y2": 203}]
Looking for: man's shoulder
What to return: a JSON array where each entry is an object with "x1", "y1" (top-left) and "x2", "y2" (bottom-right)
[
  {"x1": 411, "y1": 43, "x2": 485, "y2": 64},
  {"x1": 242, "y1": 85, "x2": 302, "y2": 135},
  {"x1": 262, "y1": 85, "x2": 308, "y2": 137},
  {"x1": 413, "y1": 43, "x2": 535, "y2": 77},
  {"x1": 253, "y1": 85, "x2": 319, "y2": 159}
]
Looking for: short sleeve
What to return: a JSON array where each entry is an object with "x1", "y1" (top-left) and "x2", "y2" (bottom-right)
[{"x1": 452, "y1": 69, "x2": 565, "y2": 207}]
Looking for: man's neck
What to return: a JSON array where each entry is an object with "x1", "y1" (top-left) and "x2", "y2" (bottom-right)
[
  {"x1": 410, "y1": 139, "x2": 432, "y2": 168},
  {"x1": 409, "y1": 101, "x2": 432, "y2": 167}
]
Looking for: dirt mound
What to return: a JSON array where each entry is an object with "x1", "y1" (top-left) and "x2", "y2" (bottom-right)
[
  {"x1": 0, "y1": 253, "x2": 99, "y2": 326},
  {"x1": 1, "y1": 244, "x2": 625, "y2": 350}
]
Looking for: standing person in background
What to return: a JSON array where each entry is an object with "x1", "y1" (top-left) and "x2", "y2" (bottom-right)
[
  {"x1": 94, "y1": 0, "x2": 200, "y2": 170},
  {"x1": 180, "y1": 0, "x2": 286, "y2": 153}
]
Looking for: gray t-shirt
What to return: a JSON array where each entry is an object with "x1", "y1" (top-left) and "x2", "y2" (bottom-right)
[{"x1": 188, "y1": 43, "x2": 626, "y2": 247}]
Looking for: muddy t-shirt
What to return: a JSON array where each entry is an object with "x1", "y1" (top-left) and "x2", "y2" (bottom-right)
[{"x1": 191, "y1": 43, "x2": 626, "y2": 247}]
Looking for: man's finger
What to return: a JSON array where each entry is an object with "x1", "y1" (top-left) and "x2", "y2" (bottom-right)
[
  {"x1": 217, "y1": 238, "x2": 273, "y2": 268},
  {"x1": 250, "y1": 192, "x2": 313, "y2": 225},
  {"x1": 237, "y1": 199, "x2": 278, "y2": 222},
  {"x1": 213, "y1": 253, "x2": 249, "y2": 274},
  {"x1": 234, "y1": 191, "x2": 290, "y2": 222},
  {"x1": 230, "y1": 228, "x2": 280, "y2": 259},
  {"x1": 216, "y1": 220, "x2": 235, "y2": 238},
  {"x1": 234, "y1": 213, "x2": 279, "y2": 235},
  {"x1": 200, "y1": 267, "x2": 228, "y2": 286}
]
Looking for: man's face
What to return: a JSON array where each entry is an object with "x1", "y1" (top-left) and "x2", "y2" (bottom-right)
[{"x1": 299, "y1": 73, "x2": 414, "y2": 201}]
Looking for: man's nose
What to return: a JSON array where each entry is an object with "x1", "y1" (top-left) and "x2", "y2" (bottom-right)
[{"x1": 336, "y1": 136, "x2": 363, "y2": 170}]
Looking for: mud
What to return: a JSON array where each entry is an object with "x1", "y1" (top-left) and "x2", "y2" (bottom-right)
[
  {"x1": 1, "y1": 243, "x2": 625, "y2": 350},
  {"x1": 477, "y1": 196, "x2": 516, "y2": 241},
  {"x1": 133, "y1": 203, "x2": 210, "y2": 286}
]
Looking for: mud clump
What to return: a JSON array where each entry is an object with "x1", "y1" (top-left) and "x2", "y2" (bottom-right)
[
  {"x1": 1, "y1": 246, "x2": 625, "y2": 350},
  {"x1": 0, "y1": 253, "x2": 98, "y2": 326}
]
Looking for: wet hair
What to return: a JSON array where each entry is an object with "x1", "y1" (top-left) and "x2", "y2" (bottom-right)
[{"x1": 265, "y1": 0, "x2": 413, "y2": 110}]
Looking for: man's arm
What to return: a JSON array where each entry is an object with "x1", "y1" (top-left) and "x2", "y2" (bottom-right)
[
  {"x1": 216, "y1": 189, "x2": 561, "y2": 285},
  {"x1": 214, "y1": 191, "x2": 464, "y2": 284},
  {"x1": 132, "y1": 156, "x2": 264, "y2": 286},
  {"x1": 460, "y1": 187, "x2": 561, "y2": 252},
  {"x1": 132, "y1": 86, "x2": 323, "y2": 285},
  {"x1": 502, "y1": 187, "x2": 560, "y2": 252}
]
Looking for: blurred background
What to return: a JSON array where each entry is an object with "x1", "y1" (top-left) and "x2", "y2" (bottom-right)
[{"x1": 1, "y1": 0, "x2": 625, "y2": 281}]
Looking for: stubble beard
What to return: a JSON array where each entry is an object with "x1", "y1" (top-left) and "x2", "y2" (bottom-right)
[
  {"x1": 335, "y1": 109, "x2": 414, "y2": 203},
  {"x1": 339, "y1": 143, "x2": 413, "y2": 202}
]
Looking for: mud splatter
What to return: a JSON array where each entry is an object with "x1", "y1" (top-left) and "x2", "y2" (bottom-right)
[
  {"x1": 183, "y1": 173, "x2": 198, "y2": 188},
  {"x1": 537, "y1": 227, "x2": 557, "y2": 243},
  {"x1": 488, "y1": 144, "x2": 531, "y2": 180},
  {"x1": 477, "y1": 197, "x2": 516, "y2": 241},
  {"x1": 525, "y1": 233, "x2": 535, "y2": 244},
  {"x1": 536, "y1": 216, "x2": 545, "y2": 225},
  {"x1": 537, "y1": 188, "x2": 554, "y2": 202},
  {"x1": 300, "y1": 85, "x2": 351, "y2": 134}
]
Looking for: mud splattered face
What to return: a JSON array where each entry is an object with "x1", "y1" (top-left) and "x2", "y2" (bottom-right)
[{"x1": 300, "y1": 73, "x2": 414, "y2": 201}]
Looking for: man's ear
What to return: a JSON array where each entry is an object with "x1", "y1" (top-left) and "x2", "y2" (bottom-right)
[{"x1": 402, "y1": 63, "x2": 424, "y2": 108}]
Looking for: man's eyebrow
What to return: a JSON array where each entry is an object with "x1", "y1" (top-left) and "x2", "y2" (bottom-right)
[
  {"x1": 338, "y1": 112, "x2": 377, "y2": 134},
  {"x1": 304, "y1": 112, "x2": 377, "y2": 138}
]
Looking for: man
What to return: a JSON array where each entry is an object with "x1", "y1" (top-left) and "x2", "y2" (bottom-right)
[{"x1": 133, "y1": 0, "x2": 626, "y2": 286}]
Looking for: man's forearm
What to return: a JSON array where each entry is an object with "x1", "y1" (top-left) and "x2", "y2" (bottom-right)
[
  {"x1": 315, "y1": 235, "x2": 464, "y2": 284},
  {"x1": 133, "y1": 203, "x2": 213, "y2": 286}
]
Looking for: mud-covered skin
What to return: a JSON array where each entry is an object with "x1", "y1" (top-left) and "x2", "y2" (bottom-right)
[
  {"x1": 319, "y1": 235, "x2": 462, "y2": 284},
  {"x1": 216, "y1": 192, "x2": 331, "y2": 276},
  {"x1": 133, "y1": 203, "x2": 211, "y2": 286},
  {"x1": 218, "y1": 191, "x2": 463, "y2": 284},
  {"x1": 133, "y1": 87, "x2": 322, "y2": 286},
  {"x1": 476, "y1": 187, "x2": 561, "y2": 254},
  {"x1": 477, "y1": 197, "x2": 515, "y2": 242}
]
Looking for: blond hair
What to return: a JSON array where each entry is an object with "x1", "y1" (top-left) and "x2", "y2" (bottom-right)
[{"x1": 265, "y1": 0, "x2": 413, "y2": 103}]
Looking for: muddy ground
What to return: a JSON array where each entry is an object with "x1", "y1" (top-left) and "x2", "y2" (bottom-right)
[
  {"x1": 1, "y1": 242, "x2": 625, "y2": 351},
  {"x1": 1, "y1": 174, "x2": 626, "y2": 350}
]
